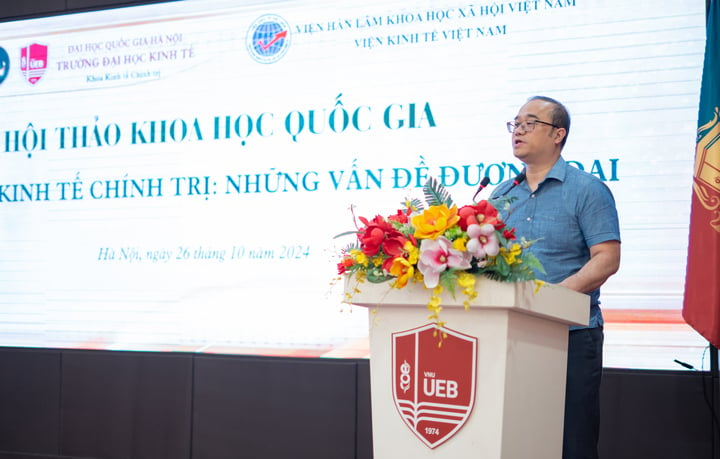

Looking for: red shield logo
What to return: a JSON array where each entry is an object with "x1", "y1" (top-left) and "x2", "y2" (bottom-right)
[
  {"x1": 20, "y1": 43, "x2": 48, "y2": 85},
  {"x1": 392, "y1": 323, "x2": 477, "y2": 449}
]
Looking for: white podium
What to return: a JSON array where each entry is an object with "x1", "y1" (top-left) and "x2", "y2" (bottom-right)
[{"x1": 346, "y1": 277, "x2": 589, "y2": 459}]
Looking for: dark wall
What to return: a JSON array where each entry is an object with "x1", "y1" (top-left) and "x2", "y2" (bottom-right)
[
  {"x1": 600, "y1": 369, "x2": 718, "y2": 459},
  {"x1": 0, "y1": 347, "x2": 373, "y2": 459},
  {"x1": 0, "y1": 346, "x2": 718, "y2": 459}
]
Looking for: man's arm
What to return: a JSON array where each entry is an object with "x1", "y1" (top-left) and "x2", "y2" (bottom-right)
[{"x1": 559, "y1": 240, "x2": 621, "y2": 294}]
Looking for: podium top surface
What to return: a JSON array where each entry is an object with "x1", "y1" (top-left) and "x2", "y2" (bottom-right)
[{"x1": 345, "y1": 276, "x2": 590, "y2": 326}]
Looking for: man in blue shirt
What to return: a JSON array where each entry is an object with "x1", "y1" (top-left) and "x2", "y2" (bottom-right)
[{"x1": 491, "y1": 96, "x2": 621, "y2": 459}]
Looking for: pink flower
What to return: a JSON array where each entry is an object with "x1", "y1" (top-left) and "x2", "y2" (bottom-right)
[
  {"x1": 417, "y1": 237, "x2": 472, "y2": 288},
  {"x1": 466, "y1": 224, "x2": 500, "y2": 260}
]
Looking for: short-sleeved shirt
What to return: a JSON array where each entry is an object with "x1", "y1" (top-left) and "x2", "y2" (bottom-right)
[{"x1": 490, "y1": 156, "x2": 620, "y2": 329}]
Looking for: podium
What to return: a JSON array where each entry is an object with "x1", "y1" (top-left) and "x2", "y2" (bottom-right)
[{"x1": 346, "y1": 276, "x2": 589, "y2": 459}]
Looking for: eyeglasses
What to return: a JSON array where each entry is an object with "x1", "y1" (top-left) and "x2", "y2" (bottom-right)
[{"x1": 506, "y1": 119, "x2": 559, "y2": 133}]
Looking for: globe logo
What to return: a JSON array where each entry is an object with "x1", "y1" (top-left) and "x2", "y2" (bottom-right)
[
  {"x1": 0, "y1": 47, "x2": 9, "y2": 85},
  {"x1": 246, "y1": 14, "x2": 291, "y2": 64}
]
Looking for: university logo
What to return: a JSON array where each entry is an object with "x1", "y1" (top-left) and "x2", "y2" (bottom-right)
[
  {"x1": 0, "y1": 46, "x2": 9, "y2": 85},
  {"x1": 693, "y1": 106, "x2": 720, "y2": 232},
  {"x1": 246, "y1": 14, "x2": 291, "y2": 64},
  {"x1": 392, "y1": 324, "x2": 477, "y2": 449},
  {"x1": 20, "y1": 43, "x2": 48, "y2": 85}
]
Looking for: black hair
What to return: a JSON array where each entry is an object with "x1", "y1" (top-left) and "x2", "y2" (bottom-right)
[{"x1": 528, "y1": 95, "x2": 571, "y2": 148}]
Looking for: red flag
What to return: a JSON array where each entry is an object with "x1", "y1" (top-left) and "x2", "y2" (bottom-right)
[{"x1": 683, "y1": 0, "x2": 720, "y2": 347}]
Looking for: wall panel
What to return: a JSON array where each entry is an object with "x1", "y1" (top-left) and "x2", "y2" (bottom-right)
[
  {"x1": 60, "y1": 351, "x2": 193, "y2": 459},
  {"x1": 192, "y1": 355, "x2": 360, "y2": 459},
  {"x1": 0, "y1": 348, "x2": 61, "y2": 456}
]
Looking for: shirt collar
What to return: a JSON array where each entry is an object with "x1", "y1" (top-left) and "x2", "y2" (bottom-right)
[
  {"x1": 544, "y1": 156, "x2": 567, "y2": 182},
  {"x1": 526, "y1": 156, "x2": 566, "y2": 193}
]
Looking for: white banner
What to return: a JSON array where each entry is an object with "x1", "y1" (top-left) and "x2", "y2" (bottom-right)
[{"x1": 0, "y1": 0, "x2": 708, "y2": 369}]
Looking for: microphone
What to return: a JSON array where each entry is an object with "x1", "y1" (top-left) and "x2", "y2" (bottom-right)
[
  {"x1": 472, "y1": 176, "x2": 491, "y2": 202},
  {"x1": 499, "y1": 171, "x2": 526, "y2": 197}
]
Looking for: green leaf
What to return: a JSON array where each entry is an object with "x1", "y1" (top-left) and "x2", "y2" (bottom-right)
[
  {"x1": 407, "y1": 197, "x2": 424, "y2": 212},
  {"x1": 439, "y1": 271, "x2": 458, "y2": 297},
  {"x1": 522, "y1": 252, "x2": 546, "y2": 275},
  {"x1": 444, "y1": 226, "x2": 464, "y2": 240},
  {"x1": 341, "y1": 242, "x2": 360, "y2": 253},
  {"x1": 493, "y1": 256, "x2": 511, "y2": 277},
  {"x1": 483, "y1": 271, "x2": 506, "y2": 282},
  {"x1": 423, "y1": 177, "x2": 454, "y2": 207},
  {"x1": 334, "y1": 230, "x2": 359, "y2": 239},
  {"x1": 488, "y1": 196, "x2": 517, "y2": 218},
  {"x1": 366, "y1": 268, "x2": 394, "y2": 283}
]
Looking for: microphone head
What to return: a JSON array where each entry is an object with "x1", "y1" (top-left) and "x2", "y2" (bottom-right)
[
  {"x1": 498, "y1": 171, "x2": 527, "y2": 197},
  {"x1": 472, "y1": 176, "x2": 492, "y2": 202}
]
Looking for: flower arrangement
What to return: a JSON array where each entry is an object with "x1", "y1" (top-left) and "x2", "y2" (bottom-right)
[{"x1": 336, "y1": 178, "x2": 544, "y2": 329}]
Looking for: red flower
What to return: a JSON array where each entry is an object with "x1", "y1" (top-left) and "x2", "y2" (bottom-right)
[
  {"x1": 503, "y1": 227, "x2": 517, "y2": 240},
  {"x1": 458, "y1": 200, "x2": 504, "y2": 231},
  {"x1": 381, "y1": 237, "x2": 416, "y2": 273},
  {"x1": 357, "y1": 216, "x2": 408, "y2": 257},
  {"x1": 387, "y1": 208, "x2": 411, "y2": 224},
  {"x1": 337, "y1": 257, "x2": 354, "y2": 275},
  {"x1": 357, "y1": 216, "x2": 393, "y2": 256},
  {"x1": 381, "y1": 256, "x2": 397, "y2": 273},
  {"x1": 382, "y1": 233, "x2": 408, "y2": 257}
]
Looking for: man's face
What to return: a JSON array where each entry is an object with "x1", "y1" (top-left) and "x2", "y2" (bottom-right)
[{"x1": 511, "y1": 99, "x2": 561, "y2": 164}]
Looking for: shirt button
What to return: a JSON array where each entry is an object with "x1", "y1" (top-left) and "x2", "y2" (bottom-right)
[
  {"x1": 530, "y1": 194, "x2": 535, "y2": 198},
  {"x1": 526, "y1": 217, "x2": 531, "y2": 222}
]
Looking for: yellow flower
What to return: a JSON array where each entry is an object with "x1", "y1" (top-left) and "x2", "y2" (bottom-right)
[
  {"x1": 427, "y1": 285, "x2": 449, "y2": 347},
  {"x1": 500, "y1": 242, "x2": 522, "y2": 265},
  {"x1": 456, "y1": 271, "x2": 474, "y2": 288},
  {"x1": 350, "y1": 249, "x2": 369, "y2": 266},
  {"x1": 457, "y1": 272, "x2": 478, "y2": 310},
  {"x1": 452, "y1": 236, "x2": 468, "y2": 251},
  {"x1": 426, "y1": 285, "x2": 444, "y2": 322},
  {"x1": 411, "y1": 204, "x2": 460, "y2": 239},
  {"x1": 389, "y1": 257, "x2": 414, "y2": 289},
  {"x1": 428, "y1": 295, "x2": 442, "y2": 311},
  {"x1": 402, "y1": 198, "x2": 420, "y2": 213},
  {"x1": 405, "y1": 240, "x2": 419, "y2": 265}
]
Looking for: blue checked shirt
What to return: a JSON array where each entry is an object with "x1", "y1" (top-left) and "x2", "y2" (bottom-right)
[{"x1": 490, "y1": 157, "x2": 621, "y2": 329}]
